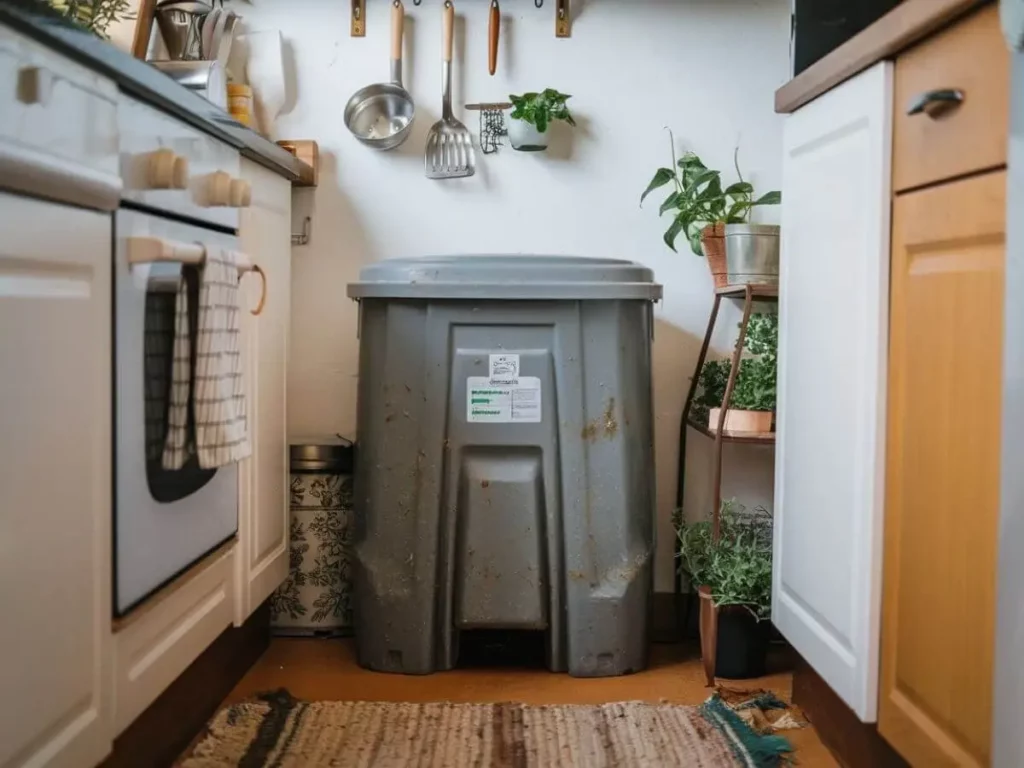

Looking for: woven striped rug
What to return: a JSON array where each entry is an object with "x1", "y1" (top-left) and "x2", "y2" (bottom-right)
[{"x1": 182, "y1": 690, "x2": 792, "y2": 767}]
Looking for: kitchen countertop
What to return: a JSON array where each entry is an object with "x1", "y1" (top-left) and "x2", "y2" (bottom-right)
[
  {"x1": 0, "y1": 0, "x2": 303, "y2": 182},
  {"x1": 775, "y1": 0, "x2": 989, "y2": 114}
]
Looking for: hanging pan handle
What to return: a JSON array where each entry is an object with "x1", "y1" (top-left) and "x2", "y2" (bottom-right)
[
  {"x1": 489, "y1": 0, "x2": 500, "y2": 76},
  {"x1": 443, "y1": 0, "x2": 454, "y2": 64}
]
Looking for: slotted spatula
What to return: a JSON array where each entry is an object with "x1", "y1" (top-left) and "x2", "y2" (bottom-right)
[{"x1": 425, "y1": 0, "x2": 475, "y2": 179}]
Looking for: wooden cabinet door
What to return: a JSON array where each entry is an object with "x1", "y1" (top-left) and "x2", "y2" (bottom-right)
[
  {"x1": 880, "y1": 171, "x2": 1006, "y2": 767},
  {"x1": 235, "y1": 160, "x2": 292, "y2": 623},
  {"x1": 773, "y1": 62, "x2": 892, "y2": 722},
  {"x1": 0, "y1": 192, "x2": 112, "y2": 768}
]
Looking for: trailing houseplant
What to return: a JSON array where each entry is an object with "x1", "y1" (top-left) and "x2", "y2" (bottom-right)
[
  {"x1": 508, "y1": 89, "x2": 576, "y2": 151},
  {"x1": 678, "y1": 500, "x2": 774, "y2": 678},
  {"x1": 45, "y1": 0, "x2": 134, "y2": 37},
  {"x1": 641, "y1": 134, "x2": 781, "y2": 287}
]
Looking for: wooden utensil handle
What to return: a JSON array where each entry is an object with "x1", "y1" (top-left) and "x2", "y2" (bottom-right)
[
  {"x1": 489, "y1": 0, "x2": 499, "y2": 75},
  {"x1": 443, "y1": 0, "x2": 454, "y2": 63},
  {"x1": 392, "y1": 0, "x2": 404, "y2": 61}
]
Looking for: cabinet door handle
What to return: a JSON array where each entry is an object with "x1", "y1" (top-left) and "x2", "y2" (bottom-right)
[
  {"x1": 907, "y1": 89, "x2": 965, "y2": 118},
  {"x1": 250, "y1": 264, "x2": 267, "y2": 315}
]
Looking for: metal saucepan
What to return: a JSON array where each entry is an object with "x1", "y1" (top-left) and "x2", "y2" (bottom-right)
[{"x1": 344, "y1": 0, "x2": 415, "y2": 150}]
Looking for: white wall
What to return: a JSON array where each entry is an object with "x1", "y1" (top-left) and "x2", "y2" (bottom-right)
[{"x1": 231, "y1": 0, "x2": 791, "y2": 591}]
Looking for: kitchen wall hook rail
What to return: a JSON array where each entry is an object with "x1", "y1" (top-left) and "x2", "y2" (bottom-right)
[
  {"x1": 356, "y1": 0, "x2": 568, "y2": 38},
  {"x1": 351, "y1": 0, "x2": 366, "y2": 36},
  {"x1": 292, "y1": 216, "x2": 312, "y2": 246}
]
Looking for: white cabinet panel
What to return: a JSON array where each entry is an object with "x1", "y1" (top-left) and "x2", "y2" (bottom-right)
[
  {"x1": 0, "y1": 26, "x2": 119, "y2": 210},
  {"x1": 235, "y1": 159, "x2": 292, "y2": 623},
  {"x1": 113, "y1": 546, "x2": 236, "y2": 734},
  {"x1": 0, "y1": 192, "x2": 112, "y2": 768},
  {"x1": 773, "y1": 62, "x2": 892, "y2": 722}
]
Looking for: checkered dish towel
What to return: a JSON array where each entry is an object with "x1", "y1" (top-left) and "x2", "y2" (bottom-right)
[{"x1": 162, "y1": 246, "x2": 252, "y2": 470}]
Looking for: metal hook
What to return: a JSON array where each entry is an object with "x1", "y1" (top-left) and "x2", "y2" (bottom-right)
[
  {"x1": 535, "y1": 0, "x2": 543, "y2": 7},
  {"x1": 413, "y1": 0, "x2": 421, "y2": 5}
]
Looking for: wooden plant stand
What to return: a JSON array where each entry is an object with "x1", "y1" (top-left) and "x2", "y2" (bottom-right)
[{"x1": 675, "y1": 283, "x2": 778, "y2": 685}]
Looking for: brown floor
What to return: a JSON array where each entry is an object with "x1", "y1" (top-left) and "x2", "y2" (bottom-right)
[{"x1": 212, "y1": 638, "x2": 838, "y2": 766}]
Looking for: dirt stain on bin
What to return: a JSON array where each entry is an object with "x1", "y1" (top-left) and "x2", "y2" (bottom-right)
[
  {"x1": 480, "y1": 480, "x2": 490, "y2": 488},
  {"x1": 581, "y1": 397, "x2": 619, "y2": 442}
]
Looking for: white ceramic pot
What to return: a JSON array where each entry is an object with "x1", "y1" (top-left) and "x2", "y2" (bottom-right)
[{"x1": 508, "y1": 118, "x2": 549, "y2": 151}]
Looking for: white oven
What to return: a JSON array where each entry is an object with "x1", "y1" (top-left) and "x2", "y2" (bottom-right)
[{"x1": 114, "y1": 96, "x2": 250, "y2": 616}]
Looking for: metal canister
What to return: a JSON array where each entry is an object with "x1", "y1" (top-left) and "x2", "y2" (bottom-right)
[
  {"x1": 270, "y1": 437, "x2": 355, "y2": 636},
  {"x1": 724, "y1": 224, "x2": 781, "y2": 286}
]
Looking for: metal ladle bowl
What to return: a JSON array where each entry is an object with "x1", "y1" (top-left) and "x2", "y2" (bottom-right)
[{"x1": 345, "y1": 1, "x2": 415, "y2": 151}]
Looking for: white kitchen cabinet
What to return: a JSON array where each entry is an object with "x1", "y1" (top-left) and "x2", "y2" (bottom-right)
[
  {"x1": 772, "y1": 62, "x2": 892, "y2": 722},
  {"x1": 235, "y1": 158, "x2": 293, "y2": 624},
  {"x1": 0, "y1": 192, "x2": 113, "y2": 768},
  {"x1": 112, "y1": 545, "x2": 236, "y2": 734}
]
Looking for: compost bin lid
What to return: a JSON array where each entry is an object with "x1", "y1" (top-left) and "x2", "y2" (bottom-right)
[
  {"x1": 346, "y1": 255, "x2": 663, "y2": 301},
  {"x1": 290, "y1": 437, "x2": 354, "y2": 474}
]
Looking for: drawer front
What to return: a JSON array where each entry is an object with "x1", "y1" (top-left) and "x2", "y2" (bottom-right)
[
  {"x1": 113, "y1": 545, "x2": 236, "y2": 734},
  {"x1": 119, "y1": 96, "x2": 241, "y2": 230},
  {"x1": 0, "y1": 25, "x2": 120, "y2": 209},
  {"x1": 893, "y1": 5, "x2": 1009, "y2": 192}
]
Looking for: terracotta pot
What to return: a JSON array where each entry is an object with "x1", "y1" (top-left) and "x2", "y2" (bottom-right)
[
  {"x1": 697, "y1": 585, "x2": 718, "y2": 686},
  {"x1": 701, "y1": 222, "x2": 728, "y2": 289},
  {"x1": 708, "y1": 407, "x2": 773, "y2": 434}
]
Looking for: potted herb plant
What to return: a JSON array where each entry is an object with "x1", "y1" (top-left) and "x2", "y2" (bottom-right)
[
  {"x1": 641, "y1": 134, "x2": 781, "y2": 288},
  {"x1": 47, "y1": 0, "x2": 134, "y2": 37},
  {"x1": 678, "y1": 501, "x2": 773, "y2": 678},
  {"x1": 696, "y1": 313, "x2": 777, "y2": 434},
  {"x1": 507, "y1": 89, "x2": 576, "y2": 151}
]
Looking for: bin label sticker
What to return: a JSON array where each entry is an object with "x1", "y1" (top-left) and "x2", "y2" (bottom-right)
[
  {"x1": 467, "y1": 376, "x2": 541, "y2": 423},
  {"x1": 488, "y1": 354, "x2": 520, "y2": 384}
]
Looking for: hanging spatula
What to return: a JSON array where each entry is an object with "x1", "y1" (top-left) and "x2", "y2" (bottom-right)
[{"x1": 425, "y1": 0, "x2": 476, "y2": 179}]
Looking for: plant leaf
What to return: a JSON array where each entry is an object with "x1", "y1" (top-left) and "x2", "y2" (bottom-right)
[
  {"x1": 752, "y1": 191, "x2": 782, "y2": 206},
  {"x1": 659, "y1": 191, "x2": 681, "y2": 216},
  {"x1": 640, "y1": 168, "x2": 676, "y2": 206},
  {"x1": 724, "y1": 181, "x2": 753, "y2": 196},
  {"x1": 663, "y1": 215, "x2": 687, "y2": 252},
  {"x1": 686, "y1": 169, "x2": 720, "y2": 197}
]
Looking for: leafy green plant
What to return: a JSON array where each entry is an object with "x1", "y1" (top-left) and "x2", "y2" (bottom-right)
[
  {"x1": 640, "y1": 132, "x2": 781, "y2": 255},
  {"x1": 694, "y1": 312, "x2": 778, "y2": 414},
  {"x1": 45, "y1": 0, "x2": 134, "y2": 37},
  {"x1": 677, "y1": 500, "x2": 774, "y2": 620},
  {"x1": 509, "y1": 89, "x2": 576, "y2": 134}
]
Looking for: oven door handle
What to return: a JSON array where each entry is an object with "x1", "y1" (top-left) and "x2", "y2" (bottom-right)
[{"x1": 126, "y1": 236, "x2": 255, "y2": 273}]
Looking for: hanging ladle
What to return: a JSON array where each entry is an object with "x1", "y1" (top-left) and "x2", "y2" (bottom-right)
[{"x1": 344, "y1": 0, "x2": 416, "y2": 150}]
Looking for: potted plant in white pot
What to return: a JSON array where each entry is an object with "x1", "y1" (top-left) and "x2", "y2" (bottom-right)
[
  {"x1": 507, "y1": 89, "x2": 576, "y2": 151},
  {"x1": 642, "y1": 137, "x2": 781, "y2": 287},
  {"x1": 678, "y1": 501, "x2": 774, "y2": 679},
  {"x1": 695, "y1": 313, "x2": 777, "y2": 434}
]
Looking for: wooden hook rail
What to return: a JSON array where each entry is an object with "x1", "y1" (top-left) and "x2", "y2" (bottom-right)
[{"x1": 351, "y1": 0, "x2": 570, "y2": 38}]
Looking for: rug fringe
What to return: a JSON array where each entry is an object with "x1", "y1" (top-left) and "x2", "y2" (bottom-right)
[{"x1": 701, "y1": 694, "x2": 793, "y2": 768}]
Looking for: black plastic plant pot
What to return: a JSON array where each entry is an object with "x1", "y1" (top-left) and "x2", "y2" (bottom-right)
[{"x1": 715, "y1": 605, "x2": 771, "y2": 679}]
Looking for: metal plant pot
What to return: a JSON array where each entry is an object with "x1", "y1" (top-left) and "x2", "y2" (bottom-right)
[{"x1": 724, "y1": 224, "x2": 780, "y2": 286}]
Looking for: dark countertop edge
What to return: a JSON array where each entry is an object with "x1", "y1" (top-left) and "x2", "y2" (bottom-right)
[
  {"x1": 775, "y1": 0, "x2": 988, "y2": 114},
  {"x1": 0, "y1": 3, "x2": 302, "y2": 182}
]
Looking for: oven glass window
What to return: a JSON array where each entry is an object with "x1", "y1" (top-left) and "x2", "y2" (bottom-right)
[{"x1": 143, "y1": 263, "x2": 216, "y2": 503}]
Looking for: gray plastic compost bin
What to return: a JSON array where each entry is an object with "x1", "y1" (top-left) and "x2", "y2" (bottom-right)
[{"x1": 346, "y1": 256, "x2": 662, "y2": 678}]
